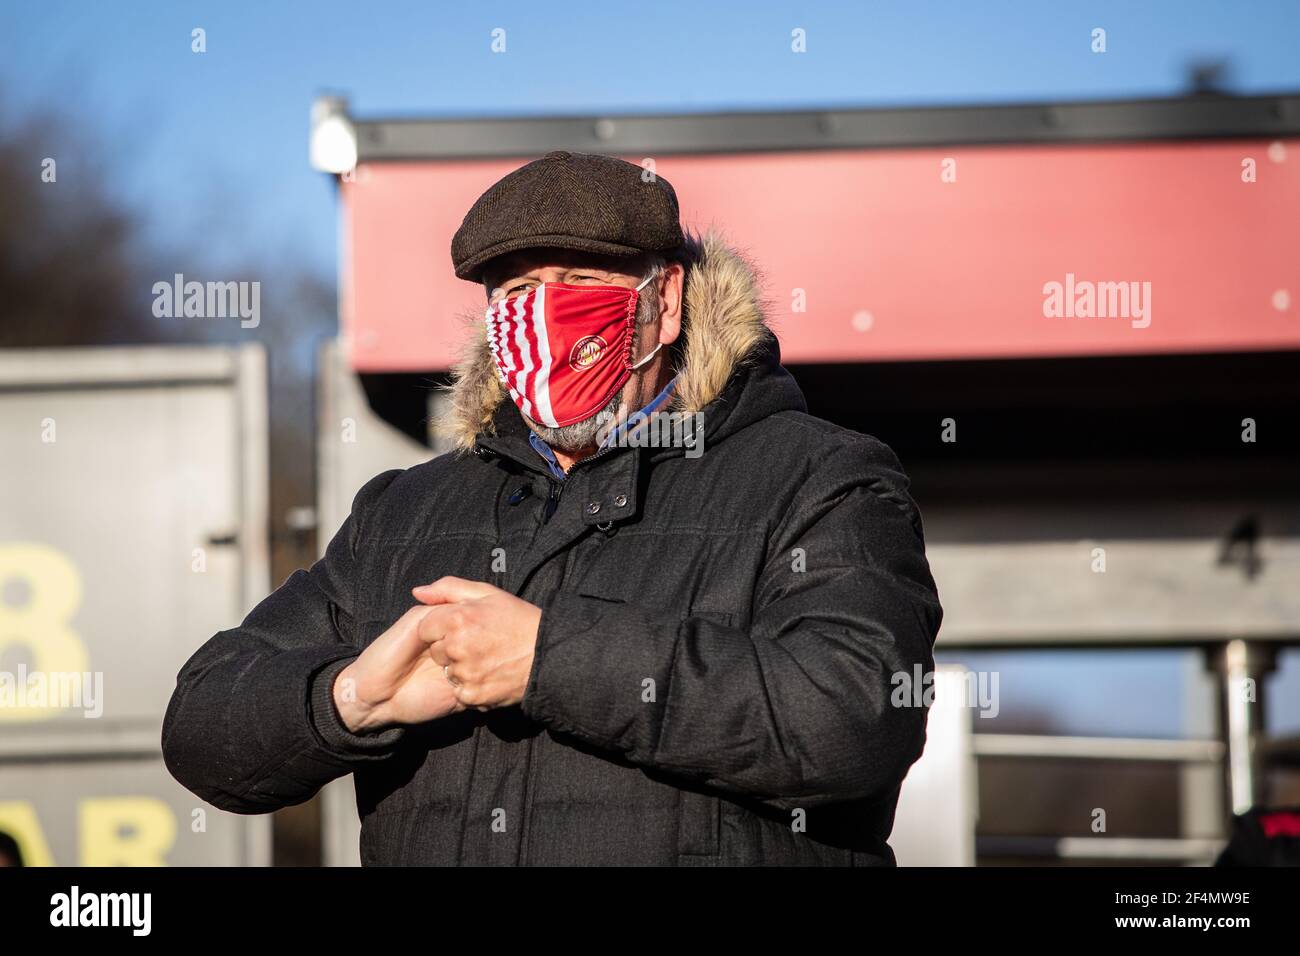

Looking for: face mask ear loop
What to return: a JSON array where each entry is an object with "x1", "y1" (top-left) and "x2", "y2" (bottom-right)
[
  {"x1": 626, "y1": 273, "x2": 665, "y2": 374},
  {"x1": 629, "y1": 341, "x2": 663, "y2": 371},
  {"x1": 621, "y1": 271, "x2": 657, "y2": 370}
]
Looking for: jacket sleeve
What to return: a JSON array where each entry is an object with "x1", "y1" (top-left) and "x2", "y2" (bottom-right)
[
  {"x1": 162, "y1": 469, "x2": 407, "y2": 814},
  {"x1": 519, "y1": 436, "x2": 943, "y2": 810}
]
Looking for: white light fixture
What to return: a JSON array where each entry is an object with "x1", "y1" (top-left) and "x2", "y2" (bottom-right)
[{"x1": 310, "y1": 96, "x2": 357, "y2": 174}]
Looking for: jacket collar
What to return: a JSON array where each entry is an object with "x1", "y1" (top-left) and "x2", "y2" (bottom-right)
[{"x1": 474, "y1": 402, "x2": 645, "y2": 528}]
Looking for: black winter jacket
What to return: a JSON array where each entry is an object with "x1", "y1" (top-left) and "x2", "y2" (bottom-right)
[{"x1": 162, "y1": 233, "x2": 943, "y2": 866}]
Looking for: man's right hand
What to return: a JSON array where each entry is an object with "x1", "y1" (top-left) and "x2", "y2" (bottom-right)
[{"x1": 333, "y1": 606, "x2": 466, "y2": 734}]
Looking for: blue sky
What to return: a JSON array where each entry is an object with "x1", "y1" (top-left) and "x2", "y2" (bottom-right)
[
  {"x1": 5, "y1": 1, "x2": 1300, "y2": 736},
  {"x1": 4, "y1": 0, "x2": 1300, "y2": 275}
]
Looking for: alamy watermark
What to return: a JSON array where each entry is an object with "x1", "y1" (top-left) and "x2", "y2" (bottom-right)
[
  {"x1": 594, "y1": 406, "x2": 705, "y2": 459},
  {"x1": 891, "y1": 664, "x2": 1000, "y2": 718},
  {"x1": 50, "y1": 886, "x2": 150, "y2": 936},
  {"x1": 1043, "y1": 273, "x2": 1151, "y2": 329},
  {"x1": 152, "y1": 273, "x2": 260, "y2": 328},
  {"x1": 0, "y1": 664, "x2": 103, "y2": 718}
]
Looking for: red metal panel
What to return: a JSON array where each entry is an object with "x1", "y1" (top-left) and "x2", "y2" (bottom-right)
[{"x1": 341, "y1": 140, "x2": 1299, "y2": 371}]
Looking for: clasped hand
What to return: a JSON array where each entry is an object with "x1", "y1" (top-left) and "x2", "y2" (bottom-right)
[{"x1": 333, "y1": 577, "x2": 541, "y2": 734}]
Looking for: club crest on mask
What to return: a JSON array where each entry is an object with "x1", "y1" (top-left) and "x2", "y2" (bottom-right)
[{"x1": 569, "y1": 335, "x2": 607, "y2": 371}]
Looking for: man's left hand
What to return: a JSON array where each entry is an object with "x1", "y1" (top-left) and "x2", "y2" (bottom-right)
[{"x1": 411, "y1": 577, "x2": 542, "y2": 711}]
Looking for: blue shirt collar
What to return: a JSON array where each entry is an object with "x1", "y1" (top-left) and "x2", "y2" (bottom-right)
[
  {"x1": 529, "y1": 375, "x2": 678, "y2": 481},
  {"x1": 528, "y1": 430, "x2": 567, "y2": 481}
]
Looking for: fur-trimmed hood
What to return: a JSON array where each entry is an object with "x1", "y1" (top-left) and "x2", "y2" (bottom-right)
[{"x1": 438, "y1": 230, "x2": 779, "y2": 451}]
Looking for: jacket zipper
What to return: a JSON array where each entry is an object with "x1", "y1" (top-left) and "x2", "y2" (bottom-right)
[
  {"x1": 566, "y1": 442, "x2": 623, "y2": 476},
  {"x1": 520, "y1": 478, "x2": 587, "y2": 863},
  {"x1": 542, "y1": 478, "x2": 562, "y2": 523},
  {"x1": 515, "y1": 448, "x2": 619, "y2": 863}
]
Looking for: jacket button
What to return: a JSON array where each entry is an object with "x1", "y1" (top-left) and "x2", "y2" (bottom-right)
[
  {"x1": 586, "y1": 501, "x2": 601, "y2": 515},
  {"x1": 614, "y1": 494, "x2": 628, "y2": 508}
]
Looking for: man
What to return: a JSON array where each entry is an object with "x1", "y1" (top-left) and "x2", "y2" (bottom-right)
[
  {"x1": 0, "y1": 831, "x2": 23, "y2": 867},
  {"x1": 162, "y1": 150, "x2": 943, "y2": 866}
]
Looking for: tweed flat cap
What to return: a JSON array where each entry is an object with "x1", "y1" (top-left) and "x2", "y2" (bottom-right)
[{"x1": 451, "y1": 150, "x2": 684, "y2": 283}]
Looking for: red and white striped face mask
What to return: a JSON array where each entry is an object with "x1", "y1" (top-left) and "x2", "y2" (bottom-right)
[{"x1": 484, "y1": 274, "x2": 660, "y2": 428}]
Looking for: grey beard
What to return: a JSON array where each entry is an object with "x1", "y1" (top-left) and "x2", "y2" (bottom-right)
[{"x1": 527, "y1": 389, "x2": 622, "y2": 453}]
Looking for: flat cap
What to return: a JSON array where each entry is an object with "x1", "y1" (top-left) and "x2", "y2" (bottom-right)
[{"x1": 451, "y1": 150, "x2": 684, "y2": 283}]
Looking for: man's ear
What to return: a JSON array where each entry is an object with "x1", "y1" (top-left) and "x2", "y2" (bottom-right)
[{"x1": 657, "y1": 261, "x2": 685, "y2": 347}]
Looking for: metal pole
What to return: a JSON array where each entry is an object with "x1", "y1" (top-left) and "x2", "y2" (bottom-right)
[{"x1": 1206, "y1": 640, "x2": 1277, "y2": 818}]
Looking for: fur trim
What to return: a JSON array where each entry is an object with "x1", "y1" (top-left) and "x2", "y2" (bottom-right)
[{"x1": 436, "y1": 229, "x2": 772, "y2": 451}]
